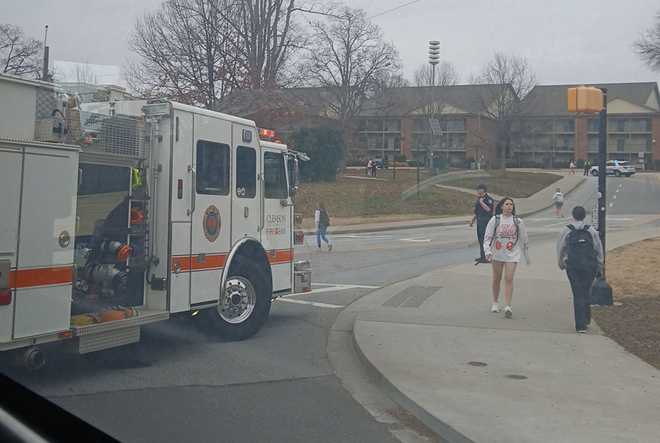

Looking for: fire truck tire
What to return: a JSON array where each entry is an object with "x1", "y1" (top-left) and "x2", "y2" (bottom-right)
[{"x1": 201, "y1": 257, "x2": 272, "y2": 340}]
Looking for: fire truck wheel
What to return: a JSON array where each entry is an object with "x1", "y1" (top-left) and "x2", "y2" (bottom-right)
[{"x1": 202, "y1": 257, "x2": 272, "y2": 340}]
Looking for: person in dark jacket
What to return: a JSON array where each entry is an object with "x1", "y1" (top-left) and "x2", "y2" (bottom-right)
[
  {"x1": 314, "y1": 202, "x2": 332, "y2": 251},
  {"x1": 469, "y1": 184, "x2": 495, "y2": 264},
  {"x1": 556, "y1": 206, "x2": 604, "y2": 333}
]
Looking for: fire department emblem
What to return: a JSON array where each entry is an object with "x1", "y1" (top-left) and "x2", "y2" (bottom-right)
[{"x1": 203, "y1": 205, "x2": 221, "y2": 242}]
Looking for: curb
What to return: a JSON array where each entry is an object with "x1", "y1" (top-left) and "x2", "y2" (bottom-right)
[
  {"x1": 352, "y1": 320, "x2": 475, "y2": 443},
  {"x1": 302, "y1": 177, "x2": 587, "y2": 236},
  {"x1": 302, "y1": 218, "x2": 467, "y2": 236}
]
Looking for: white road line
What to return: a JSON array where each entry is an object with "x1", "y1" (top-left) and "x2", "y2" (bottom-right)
[
  {"x1": 334, "y1": 234, "x2": 393, "y2": 240},
  {"x1": 315, "y1": 283, "x2": 381, "y2": 289},
  {"x1": 282, "y1": 283, "x2": 381, "y2": 298},
  {"x1": 277, "y1": 298, "x2": 344, "y2": 309},
  {"x1": 400, "y1": 238, "x2": 432, "y2": 242}
]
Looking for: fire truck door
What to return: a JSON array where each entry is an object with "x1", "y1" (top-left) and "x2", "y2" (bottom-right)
[
  {"x1": 261, "y1": 148, "x2": 293, "y2": 293},
  {"x1": 231, "y1": 125, "x2": 260, "y2": 243},
  {"x1": 189, "y1": 114, "x2": 232, "y2": 305},
  {"x1": 0, "y1": 144, "x2": 22, "y2": 342}
]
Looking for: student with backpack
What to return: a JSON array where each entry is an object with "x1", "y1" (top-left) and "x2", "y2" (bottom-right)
[
  {"x1": 483, "y1": 197, "x2": 529, "y2": 318},
  {"x1": 552, "y1": 187, "x2": 564, "y2": 217},
  {"x1": 556, "y1": 206, "x2": 604, "y2": 333},
  {"x1": 315, "y1": 202, "x2": 333, "y2": 251}
]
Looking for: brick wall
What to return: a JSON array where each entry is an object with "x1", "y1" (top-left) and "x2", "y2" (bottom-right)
[
  {"x1": 575, "y1": 116, "x2": 589, "y2": 161},
  {"x1": 653, "y1": 115, "x2": 660, "y2": 169}
]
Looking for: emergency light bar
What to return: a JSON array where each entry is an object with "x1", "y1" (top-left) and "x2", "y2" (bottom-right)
[{"x1": 258, "y1": 128, "x2": 277, "y2": 140}]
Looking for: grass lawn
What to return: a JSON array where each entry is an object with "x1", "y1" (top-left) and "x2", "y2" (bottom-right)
[
  {"x1": 295, "y1": 169, "x2": 474, "y2": 223},
  {"x1": 441, "y1": 170, "x2": 561, "y2": 198},
  {"x1": 592, "y1": 237, "x2": 660, "y2": 370}
]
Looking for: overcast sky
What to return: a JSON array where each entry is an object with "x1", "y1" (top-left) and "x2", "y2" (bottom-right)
[{"x1": 3, "y1": 0, "x2": 658, "y2": 86}]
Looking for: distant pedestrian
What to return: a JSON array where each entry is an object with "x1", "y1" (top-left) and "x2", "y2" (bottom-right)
[
  {"x1": 469, "y1": 184, "x2": 495, "y2": 264},
  {"x1": 552, "y1": 187, "x2": 564, "y2": 217},
  {"x1": 483, "y1": 197, "x2": 529, "y2": 318},
  {"x1": 583, "y1": 159, "x2": 591, "y2": 176},
  {"x1": 366, "y1": 159, "x2": 373, "y2": 177},
  {"x1": 371, "y1": 160, "x2": 378, "y2": 177},
  {"x1": 569, "y1": 160, "x2": 576, "y2": 175},
  {"x1": 315, "y1": 202, "x2": 332, "y2": 252},
  {"x1": 556, "y1": 206, "x2": 604, "y2": 333}
]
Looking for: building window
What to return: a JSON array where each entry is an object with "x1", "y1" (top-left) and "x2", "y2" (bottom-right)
[
  {"x1": 365, "y1": 119, "x2": 382, "y2": 131},
  {"x1": 412, "y1": 133, "x2": 431, "y2": 150},
  {"x1": 447, "y1": 133, "x2": 465, "y2": 149},
  {"x1": 555, "y1": 134, "x2": 575, "y2": 151},
  {"x1": 383, "y1": 119, "x2": 400, "y2": 132},
  {"x1": 616, "y1": 136, "x2": 625, "y2": 152},
  {"x1": 628, "y1": 134, "x2": 652, "y2": 153},
  {"x1": 588, "y1": 118, "x2": 599, "y2": 133},
  {"x1": 609, "y1": 118, "x2": 625, "y2": 132},
  {"x1": 413, "y1": 118, "x2": 430, "y2": 132},
  {"x1": 385, "y1": 134, "x2": 400, "y2": 151},
  {"x1": 529, "y1": 119, "x2": 553, "y2": 133},
  {"x1": 367, "y1": 134, "x2": 383, "y2": 149},
  {"x1": 554, "y1": 119, "x2": 574, "y2": 133},
  {"x1": 627, "y1": 118, "x2": 651, "y2": 132},
  {"x1": 446, "y1": 119, "x2": 465, "y2": 132}
]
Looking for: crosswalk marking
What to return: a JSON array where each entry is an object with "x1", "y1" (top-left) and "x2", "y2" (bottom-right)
[{"x1": 277, "y1": 298, "x2": 344, "y2": 309}]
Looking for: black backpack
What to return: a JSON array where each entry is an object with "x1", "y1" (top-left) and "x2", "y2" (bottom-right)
[{"x1": 566, "y1": 225, "x2": 597, "y2": 272}]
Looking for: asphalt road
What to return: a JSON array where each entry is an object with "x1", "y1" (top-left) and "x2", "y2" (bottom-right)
[{"x1": 2, "y1": 173, "x2": 658, "y2": 443}]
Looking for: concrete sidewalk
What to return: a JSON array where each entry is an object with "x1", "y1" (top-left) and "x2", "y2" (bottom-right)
[
  {"x1": 303, "y1": 173, "x2": 585, "y2": 235},
  {"x1": 351, "y1": 224, "x2": 660, "y2": 443}
]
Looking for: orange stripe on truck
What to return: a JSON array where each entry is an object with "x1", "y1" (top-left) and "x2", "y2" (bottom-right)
[
  {"x1": 171, "y1": 253, "x2": 227, "y2": 272},
  {"x1": 268, "y1": 248, "x2": 294, "y2": 265},
  {"x1": 9, "y1": 266, "x2": 74, "y2": 289},
  {"x1": 171, "y1": 249, "x2": 293, "y2": 272}
]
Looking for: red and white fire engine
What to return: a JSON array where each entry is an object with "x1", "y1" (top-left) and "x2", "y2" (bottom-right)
[{"x1": 0, "y1": 73, "x2": 309, "y2": 369}]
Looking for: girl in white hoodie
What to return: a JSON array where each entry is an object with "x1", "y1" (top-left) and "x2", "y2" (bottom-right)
[{"x1": 483, "y1": 197, "x2": 529, "y2": 318}]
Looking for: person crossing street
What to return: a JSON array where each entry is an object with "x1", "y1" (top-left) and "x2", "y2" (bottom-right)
[{"x1": 469, "y1": 184, "x2": 495, "y2": 264}]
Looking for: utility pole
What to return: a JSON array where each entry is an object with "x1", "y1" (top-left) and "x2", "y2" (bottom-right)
[
  {"x1": 41, "y1": 25, "x2": 51, "y2": 82},
  {"x1": 568, "y1": 85, "x2": 609, "y2": 276},
  {"x1": 418, "y1": 41, "x2": 441, "y2": 197},
  {"x1": 596, "y1": 88, "x2": 608, "y2": 255}
]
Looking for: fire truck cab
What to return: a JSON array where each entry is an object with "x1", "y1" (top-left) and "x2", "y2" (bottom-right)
[{"x1": 0, "y1": 74, "x2": 306, "y2": 367}]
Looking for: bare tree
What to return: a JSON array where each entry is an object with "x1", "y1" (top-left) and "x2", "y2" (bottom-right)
[
  {"x1": 413, "y1": 61, "x2": 458, "y2": 87},
  {"x1": 0, "y1": 24, "x2": 42, "y2": 77},
  {"x1": 128, "y1": 0, "x2": 320, "y2": 106},
  {"x1": 303, "y1": 8, "x2": 400, "y2": 129},
  {"x1": 635, "y1": 11, "x2": 660, "y2": 71},
  {"x1": 128, "y1": 0, "x2": 240, "y2": 107},
  {"x1": 474, "y1": 52, "x2": 536, "y2": 167}
]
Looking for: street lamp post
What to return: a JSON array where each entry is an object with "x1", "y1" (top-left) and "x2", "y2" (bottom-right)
[{"x1": 417, "y1": 41, "x2": 442, "y2": 197}]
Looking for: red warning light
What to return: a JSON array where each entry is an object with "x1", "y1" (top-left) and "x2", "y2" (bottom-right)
[{"x1": 259, "y1": 128, "x2": 276, "y2": 140}]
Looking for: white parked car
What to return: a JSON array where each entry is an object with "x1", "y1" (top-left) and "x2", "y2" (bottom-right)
[{"x1": 589, "y1": 160, "x2": 636, "y2": 177}]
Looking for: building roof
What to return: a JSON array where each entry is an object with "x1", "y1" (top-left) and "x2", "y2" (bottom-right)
[
  {"x1": 521, "y1": 82, "x2": 660, "y2": 116},
  {"x1": 359, "y1": 84, "x2": 511, "y2": 117},
  {"x1": 215, "y1": 87, "x2": 337, "y2": 118}
]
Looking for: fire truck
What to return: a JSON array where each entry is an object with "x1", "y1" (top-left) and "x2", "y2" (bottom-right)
[{"x1": 0, "y1": 73, "x2": 309, "y2": 369}]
